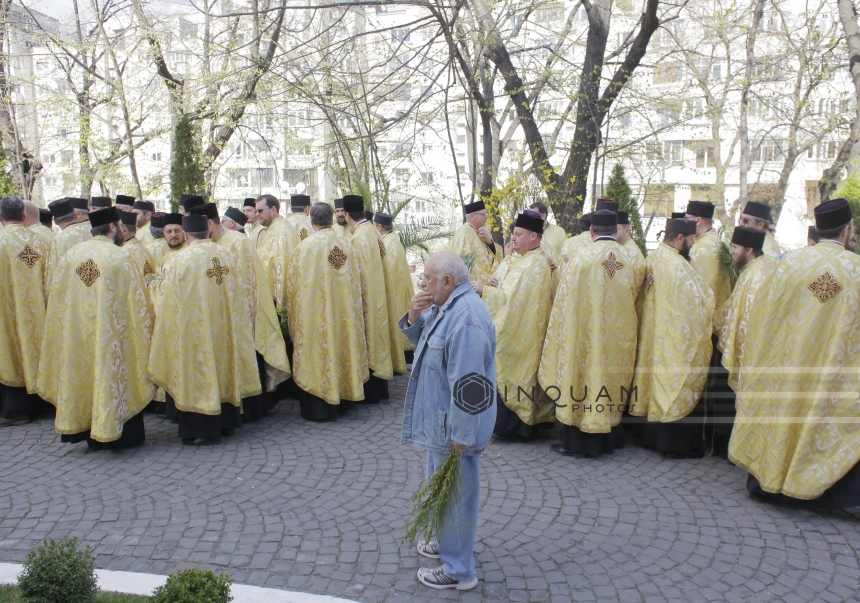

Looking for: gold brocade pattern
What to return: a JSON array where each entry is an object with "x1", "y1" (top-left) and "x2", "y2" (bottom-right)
[
  {"x1": 350, "y1": 222, "x2": 394, "y2": 379},
  {"x1": 0, "y1": 225, "x2": 48, "y2": 392},
  {"x1": 299, "y1": 227, "x2": 309, "y2": 240},
  {"x1": 207, "y1": 257, "x2": 229, "y2": 284},
  {"x1": 143, "y1": 260, "x2": 154, "y2": 276},
  {"x1": 286, "y1": 229, "x2": 368, "y2": 404},
  {"x1": 483, "y1": 248, "x2": 554, "y2": 425},
  {"x1": 18, "y1": 245, "x2": 41, "y2": 267},
  {"x1": 147, "y1": 241, "x2": 261, "y2": 414},
  {"x1": 45, "y1": 222, "x2": 92, "y2": 296},
  {"x1": 601, "y1": 251, "x2": 624, "y2": 279},
  {"x1": 38, "y1": 237, "x2": 155, "y2": 442},
  {"x1": 328, "y1": 245, "x2": 347, "y2": 270},
  {"x1": 560, "y1": 231, "x2": 591, "y2": 264},
  {"x1": 763, "y1": 232, "x2": 781, "y2": 258},
  {"x1": 214, "y1": 228, "x2": 290, "y2": 391},
  {"x1": 689, "y1": 228, "x2": 733, "y2": 311},
  {"x1": 644, "y1": 268, "x2": 654, "y2": 293},
  {"x1": 76, "y1": 259, "x2": 100, "y2": 287},
  {"x1": 378, "y1": 239, "x2": 387, "y2": 259},
  {"x1": 539, "y1": 240, "x2": 644, "y2": 432},
  {"x1": 449, "y1": 223, "x2": 503, "y2": 285},
  {"x1": 729, "y1": 242, "x2": 860, "y2": 499},
  {"x1": 716, "y1": 254, "x2": 777, "y2": 392},
  {"x1": 808, "y1": 272, "x2": 841, "y2": 302},
  {"x1": 542, "y1": 223, "x2": 567, "y2": 254},
  {"x1": 256, "y1": 216, "x2": 300, "y2": 315},
  {"x1": 631, "y1": 243, "x2": 715, "y2": 423},
  {"x1": 382, "y1": 232, "x2": 416, "y2": 354}
]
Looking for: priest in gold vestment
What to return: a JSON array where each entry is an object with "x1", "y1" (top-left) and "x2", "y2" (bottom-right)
[
  {"x1": 244, "y1": 198, "x2": 266, "y2": 249},
  {"x1": 191, "y1": 202, "x2": 290, "y2": 421},
  {"x1": 529, "y1": 201, "x2": 567, "y2": 253},
  {"x1": 118, "y1": 211, "x2": 156, "y2": 280},
  {"x1": 449, "y1": 200, "x2": 503, "y2": 285},
  {"x1": 631, "y1": 218, "x2": 715, "y2": 458},
  {"x1": 686, "y1": 201, "x2": 732, "y2": 311},
  {"x1": 0, "y1": 196, "x2": 49, "y2": 425},
  {"x1": 333, "y1": 198, "x2": 350, "y2": 238},
  {"x1": 148, "y1": 214, "x2": 259, "y2": 445},
  {"x1": 730, "y1": 199, "x2": 860, "y2": 508},
  {"x1": 45, "y1": 198, "x2": 92, "y2": 296},
  {"x1": 540, "y1": 210, "x2": 644, "y2": 457},
  {"x1": 33, "y1": 209, "x2": 56, "y2": 243},
  {"x1": 255, "y1": 194, "x2": 300, "y2": 315},
  {"x1": 222, "y1": 206, "x2": 247, "y2": 234},
  {"x1": 147, "y1": 213, "x2": 187, "y2": 317},
  {"x1": 560, "y1": 214, "x2": 592, "y2": 264},
  {"x1": 287, "y1": 194, "x2": 312, "y2": 242},
  {"x1": 38, "y1": 208, "x2": 154, "y2": 449},
  {"x1": 132, "y1": 200, "x2": 155, "y2": 245},
  {"x1": 739, "y1": 201, "x2": 781, "y2": 257},
  {"x1": 343, "y1": 195, "x2": 394, "y2": 401},
  {"x1": 23, "y1": 201, "x2": 54, "y2": 243},
  {"x1": 473, "y1": 211, "x2": 553, "y2": 441},
  {"x1": 710, "y1": 227, "x2": 774, "y2": 456},
  {"x1": 146, "y1": 213, "x2": 169, "y2": 266},
  {"x1": 286, "y1": 203, "x2": 368, "y2": 420},
  {"x1": 375, "y1": 212, "x2": 416, "y2": 363}
]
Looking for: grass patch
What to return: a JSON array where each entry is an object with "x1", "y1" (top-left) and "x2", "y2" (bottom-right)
[{"x1": 0, "y1": 584, "x2": 149, "y2": 602}]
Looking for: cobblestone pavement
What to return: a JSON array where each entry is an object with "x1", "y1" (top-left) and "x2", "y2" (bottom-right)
[{"x1": 1, "y1": 374, "x2": 859, "y2": 603}]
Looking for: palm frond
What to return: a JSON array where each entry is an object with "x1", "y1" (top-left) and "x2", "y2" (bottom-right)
[
  {"x1": 460, "y1": 251, "x2": 477, "y2": 271},
  {"x1": 398, "y1": 217, "x2": 454, "y2": 254},
  {"x1": 404, "y1": 449, "x2": 463, "y2": 545},
  {"x1": 719, "y1": 239, "x2": 741, "y2": 287},
  {"x1": 352, "y1": 180, "x2": 373, "y2": 210}
]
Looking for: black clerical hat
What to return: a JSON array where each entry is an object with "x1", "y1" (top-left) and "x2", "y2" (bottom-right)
[
  {"x1": 118, "y1": 210, "x2": 137, "y2": 226},
  {"x1": 595, "y1": 198, "x2": 619, "y2": 212},
  {"x1": 182, "y1": 214, "x2": 208, "y2": 232},
  {"x1": 808, "y1": 225, "x2": 819, "y2": 243},
  {"x1": 334, "y1": 198, "x2": 344, "y2": 209},
  {"x1": 579, "y1": 214, "x2": 592, "y2": 230},
  {"x1": 163, "y1": 213, "x2": 183, "y2": 226},
  {"x1": 89, "y1": 206, "x2": 119, "y2": 227},
  {"x1": 671, "y1": 212, "x2": 686, "y2": 219},
  {"x1": 224, "y1": 206, "x2": 247, "y2": 226},
  {"x1": 291, "y1": 194, "x2": 311, "y2": 207},
  {"x1": 48, "y1": 198, "x2": 73, "y2": 218},
  {"x1": 363, "y1": 210, "x2": 373, "y2": 221},
  {"x1": 39, "y1": 209, "x2": 52, "y2": 226},
  {"x1": 617, "y1": 211, "x2": 629, "y2": 225},
  {"x1": 731, "y1": 226, "x2": 765, "y2": 250},
  {"x1": 742, "y1": 201, "x2": 772, "y2": 222},
  {"x1": 666, "y1": 218, "x2": 697, "y2": 236},
  {"x1": 133, "y1": 200, "x2": 155, "y2": 213},
  {"x1": 115, "y1": 194, "x2": 135, "y2": 206},
  {"x1": 150, "y1": 213, "x2": 165, "y2": 228},
  {"x1": 374, "y1": 212, "x2": 393, "y2": 227},
  {"x1": 514, "y1": 210, "x2": 544, "y2": 233},
  {"x1": 190, "y1": 202, "x2": 219, "y2": 221},
  {"x1": 180, "y1": 194, "x2": 205, "y2": 211},
  {"x1": 342, "y1": 195, "x2": 365, "y2": 213},
  {"x1": 686, "y1": 200, "x2": 714, "y2": 219},
  {"x1": 69, "y1": 198, "x2": 89, "y2": 210},
  {"x1": 463, "y1": 200, "x2": 486, "y2": 214},
  {"x1": 91, "y1": 196, "x2": 112, "y2": 208},
  {"x1": 243, "y1": 198, "x2": 256, "y2": 207},
  {"x1": 814, "y1": 198, "x2": 853, "y2": 231},
  {"x1": 591, "y1": 209, "x2": 618, "y2": 227}
]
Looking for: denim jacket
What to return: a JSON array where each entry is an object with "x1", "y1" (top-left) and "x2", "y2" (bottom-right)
[{"x1": 400, "y1": 282, "x2": 497, "y2": 456}]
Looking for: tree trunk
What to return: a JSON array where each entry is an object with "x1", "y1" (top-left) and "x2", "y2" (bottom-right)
[{"x1": 738, "y1": 0, "x2": 766, "y2": 210}]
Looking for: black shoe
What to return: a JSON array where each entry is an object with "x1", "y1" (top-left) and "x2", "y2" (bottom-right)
[
  {"x1": 184, "y1": 437, "x2": 221, "y2": 446},
  {"x1": 221, "y1": 428, "x2": 234, "y2": 437},
  {"x1": 551, "y1": 444, "x2": 584, "y2": 457}
]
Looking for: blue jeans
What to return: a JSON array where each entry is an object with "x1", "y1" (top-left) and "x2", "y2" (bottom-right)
[{"x1": 425, "y1": 450, "x2": 481, "y2": 581}]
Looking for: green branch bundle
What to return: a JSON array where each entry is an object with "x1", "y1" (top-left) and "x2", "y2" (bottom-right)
[
  {"x1": 719, "y1": 239, "x2": 741, "y2": 287},
  {"x1": 404, "y1": 448, "x2": 463, "y2": 545}
]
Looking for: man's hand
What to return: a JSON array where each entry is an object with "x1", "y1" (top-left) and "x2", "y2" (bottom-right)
[
  {"x1": 470, "y1": 280, "x2": 484, "y2": 296},
  {"x1": 477, "y1": 226, "x2": 493, "y2": 244},
  {"x1": 504, "y1": 241, "x2": 514, "y2": 256},
  {"x1": 453, "y1": 442, "x2": 468, "y2": 453},
  {"x1": 488, "y1": 276, "x2": 499, "y2": 288},
  {"x1": 407, "y1": 291, "x2": 433, "y2": 325}
]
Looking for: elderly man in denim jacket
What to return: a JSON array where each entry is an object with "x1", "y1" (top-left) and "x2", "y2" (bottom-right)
[{"x1": 400, "y1": 250, "x2": 497, "y2": 591}]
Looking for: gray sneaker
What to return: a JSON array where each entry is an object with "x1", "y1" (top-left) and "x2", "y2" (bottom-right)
[
  {"x1": 416, "y1": 540, "x2": 440, "y2": 559},
  {"x1": 417, "y1": 567, "x2": 478, "y2": 590}
]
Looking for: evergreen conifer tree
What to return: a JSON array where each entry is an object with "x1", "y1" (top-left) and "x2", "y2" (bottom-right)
[
  {"x1": 169, "y1": 115, "x2": 206, "y2": 212},
  {"x1": 604, "y1": 163, "x2": 646, "y2": 256}
]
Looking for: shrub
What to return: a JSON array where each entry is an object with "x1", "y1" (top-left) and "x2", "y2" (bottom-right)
[
  {"x1": 150, "y1": 569, "x2": 232, "y2": 603},
  {"x1": 17, "y1": 537, "x2": 98, "y2": 603}
]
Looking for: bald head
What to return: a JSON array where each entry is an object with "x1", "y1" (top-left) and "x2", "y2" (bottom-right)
[
  {"x1": 23, "y1": 200, "x2": 40, "y2": 227},
  {"x1": 426, "y1": 251, "x2": 469, "y2": 286}
]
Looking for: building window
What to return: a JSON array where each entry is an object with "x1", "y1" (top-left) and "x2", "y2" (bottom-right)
[
  {"x1": 420, "y1": 171, "x2": 434, "y2": 184},
  {"x1": 250, "y1": 167, "x2": 274, "y2": 188},
  {"x1": 151, "y1": 152, "x2": 162, "y2": 162}
]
